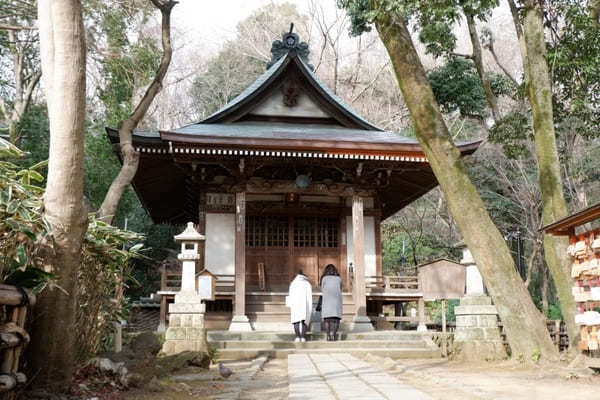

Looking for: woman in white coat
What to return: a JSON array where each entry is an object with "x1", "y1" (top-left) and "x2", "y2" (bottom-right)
[{"x1": 287, "y1": 270, "x2": 312, "y2": 342}]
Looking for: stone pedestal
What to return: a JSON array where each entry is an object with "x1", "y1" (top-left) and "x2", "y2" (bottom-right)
[
  {"x1": 229, "y1": 314, "x2": 253, "y2": 332},
  {"x1": 350, "y1": 315, "x2": 374, "y2": 332},
  {"x1": 162, "y1": 290, "x2": 207, "y2": 355},
  {"x1": 453, "y1": 295, "x2": 506, "y2": 361},
  {"x1": 162, "y1": 297, "x2": 207, "y2": 355}
]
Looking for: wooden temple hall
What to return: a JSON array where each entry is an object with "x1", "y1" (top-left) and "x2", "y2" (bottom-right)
[{"x1": 108, "y1": 28, "x2": 479, "y2": 331}]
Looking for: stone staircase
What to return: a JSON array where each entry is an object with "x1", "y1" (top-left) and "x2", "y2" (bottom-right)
[
  {"x1": 245, "y1": 292, "x2": 356, "y2": 331},
  {"x1": 207, "y1": 331, "x2": 441, "y2": 361}
]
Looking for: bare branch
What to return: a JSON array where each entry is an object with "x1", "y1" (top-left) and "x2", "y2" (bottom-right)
[
  {"x1": 98, "y1": 0, "x2": 177, "y2": 222},
  {"x1": 351, "y1": 61, "x2": 390, "y2": 104}
]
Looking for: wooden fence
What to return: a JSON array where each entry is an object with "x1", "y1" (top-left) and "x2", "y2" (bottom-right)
[
  {"x1": 0, "y1": 284, "x2": 35, "y2": 395},
  {"x1": 366, "y1": 275, "x2": 420, "y2": 291},
  {"x1": 428, "y1": 319, "x2": 569, "y2": 354}
]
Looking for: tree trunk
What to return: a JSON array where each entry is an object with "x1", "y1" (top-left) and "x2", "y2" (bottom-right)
[
  {"x1": 97, "y1": 0, "x2": 176, "y2": 224},
  {"x1": 27, "y1": 0, "x2": 88, "y2": 390},
  {"x1": 591, "y1": 0, "x2": 600, "y2": 28},
  {"x1": 522, "y1": 0, "x2": 577, "y2": 350},
  {"x1": 464, "y1": 12, "x2": 499, "y2": 123},
  {"x1": 375, "y1": 14, "x2": 557, "y2": 360}
]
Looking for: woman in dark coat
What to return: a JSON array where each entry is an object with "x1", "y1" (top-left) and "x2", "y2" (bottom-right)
[{"x1": 320, "y1": 264, "x2": 343, "y2": 341}]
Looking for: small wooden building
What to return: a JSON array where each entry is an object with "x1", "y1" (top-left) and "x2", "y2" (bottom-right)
[{"x1": 108, "y1": 29, "x2": 479, "y2": 330}]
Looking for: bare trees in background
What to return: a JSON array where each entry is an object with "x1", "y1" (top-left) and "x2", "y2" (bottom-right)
[{"x1": 0, "y1": 0, "x2": 41, "y2": 145}]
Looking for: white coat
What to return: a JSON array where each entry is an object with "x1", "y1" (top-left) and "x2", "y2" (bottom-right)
[{"x1": 287, "y1": 274, "x2": 312, "y2": 324}]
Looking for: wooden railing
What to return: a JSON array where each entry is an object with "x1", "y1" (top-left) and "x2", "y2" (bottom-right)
[
  {"x1": 428, "y1": 319, "x2": 569, "y2": 353},
  {"x1": 159, "y1": 265, "x2": 234, "y2": 293},
  {"x1": 366, "y1": 275, "x2": 420, "y2": 291},
  {"x1": 215, "y1": 274, "x2": 235, "y2": 293}
]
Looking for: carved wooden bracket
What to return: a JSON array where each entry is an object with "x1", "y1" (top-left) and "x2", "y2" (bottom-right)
[{"x1": 243, "y1": 178, "x2": 374, "y2": 197}]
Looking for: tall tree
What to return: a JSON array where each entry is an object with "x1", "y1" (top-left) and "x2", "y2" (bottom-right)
[
  {"x1": 27, "y1": 0, "x2": 88, "y2": 389},
  {"x1": 0, "y1": 0, "x2": 42, "y2": 145},
  {"x1": 97, "y1": 0, "x2": 177, "y2": 223},
  {"x1": 339, "y1": 1, "x2": 557, "y2": 360},
  {"x1": 516, "y1": 0, "x2": 576, "y2": 348}
]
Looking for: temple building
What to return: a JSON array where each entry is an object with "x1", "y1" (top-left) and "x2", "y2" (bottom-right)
[{"x1": 108, "y1": 28, "x2": 479, "y2": 332}]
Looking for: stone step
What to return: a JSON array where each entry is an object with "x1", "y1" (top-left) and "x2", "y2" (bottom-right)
[
  {"x1": 215, "y1": 347, "x2": 441, "y2": 361},
  {"x1": 207, "y1": 330, "x2": 427, "y2": 342},
  {"x1": 210, "y1": 339, "x2": 428, "y2": 350},
  {"x1": 245, "y1": 293, "x2": 355, "y2": 302},
  {"x1": 245, "y1": 305, "x2": 356, "y2": 314}
]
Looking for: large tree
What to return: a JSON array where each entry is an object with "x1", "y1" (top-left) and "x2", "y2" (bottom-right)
[
  {"x1": 339, "y1": 0, "x2": 557, "y2": 360},
  {"x1": 27, "y1": 0, "x2": 88, "y2": 389},
  {"x1": 509, "y1": 0, "x2": 576, "y2": 348}
]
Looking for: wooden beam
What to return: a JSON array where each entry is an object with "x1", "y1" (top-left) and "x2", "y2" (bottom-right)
[
  {"x1": 234, "y1": 192, "x2": 246, "y2": 317},
  {"x1": 245, "y1": 179, "x2": 375, "y2": 197},
  {"x1": 352, "y1": 196, "x2": 367, "y2": 316}
]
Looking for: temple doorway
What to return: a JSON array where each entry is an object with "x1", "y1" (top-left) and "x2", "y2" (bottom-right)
[{"x1": 245, "y1": 214, "x2": 345, "y2": 290}]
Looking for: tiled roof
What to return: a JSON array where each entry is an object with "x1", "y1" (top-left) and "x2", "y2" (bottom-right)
[{"x1": 166, "y1": 122, "x2": 416, "y2": 145}]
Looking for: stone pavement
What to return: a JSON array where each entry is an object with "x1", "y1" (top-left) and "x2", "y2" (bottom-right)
[{"x1": 288, "y1": 353, "x2": 433, "y2": 400}]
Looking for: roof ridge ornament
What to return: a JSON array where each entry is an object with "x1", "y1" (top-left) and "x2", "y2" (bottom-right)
[{"x1": 266, "y1": 23, "x2": 313, "y2": 70}]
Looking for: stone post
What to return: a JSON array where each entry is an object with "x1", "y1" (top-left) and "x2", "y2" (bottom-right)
[
  {"x1": 453, "y1": 247, "x2": 506, "y2": 361},
  {"x1": 162, "y1": 222, "x2": 208, "y2": 355}
]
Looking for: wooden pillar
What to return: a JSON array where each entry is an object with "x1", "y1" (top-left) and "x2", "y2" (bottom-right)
[
  {"x1": 340, "y1": 214, "x2": 348, "y2": 291},
  {"x1": 352, "y1": 196, "x2": 366, "y2": 316},
  {"x1": 441, "y1": 298, "x2": 447, "y2": 357},
  {"x1": 197, "y1": 194, "x2": 206, "y2": 274},
  {"x1": 374, "y1": 216, "x2": 382, "y2": 277},
  {"x1": 417, "y1": 297, "x2": 427, "y2": 332},
  {"x1": 234, "y1": 192, "x2": 246, "y2": 316},
  {"x1": 351, "y1": 196, "x2": 373, "y2": 331},
  {"x1": 230, "y1": 192, "x2": 252, "y2": 331}
]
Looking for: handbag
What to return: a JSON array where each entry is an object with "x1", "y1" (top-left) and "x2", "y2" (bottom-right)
[{"x1": 315, "y1": 296, "x2": 322, "y2": 312}]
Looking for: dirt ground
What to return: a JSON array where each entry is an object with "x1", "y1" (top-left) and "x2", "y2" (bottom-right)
[
  {"x1": 120, "y1": 356, "x2": 599, "y2": 400},
  {"x1": 122, "y1": 357, "x2": 288, "y2": 400},
  {"x1": 386, "y1": 358, "x2": 600, "y2": 400}
]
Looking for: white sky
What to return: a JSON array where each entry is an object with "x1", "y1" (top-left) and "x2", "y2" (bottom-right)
[
  {"x1": 172, "y1": 0, "x2": 314, "y2": 53},
  {"x1": 170, "y1": 0, "x2": 519, "y2": 70}
]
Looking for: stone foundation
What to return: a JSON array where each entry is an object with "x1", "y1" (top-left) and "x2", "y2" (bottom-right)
[{"x1": 453, "y1": 295, "x2": 506, "y2": 361}]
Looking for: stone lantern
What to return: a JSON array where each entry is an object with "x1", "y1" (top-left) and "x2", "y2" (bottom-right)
[
  {"x1": 174, "y1": 222, "x2": 205, "y2": 295},
  {"x1": 460, "y1": 246, "x2": 484, "y2": 296},
  {"x1": 162, "y1": 222, "x2": 208, "y2": 355},
  {"x1": 453, "y1": 243, "x2": 506, "y2": 361}
]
